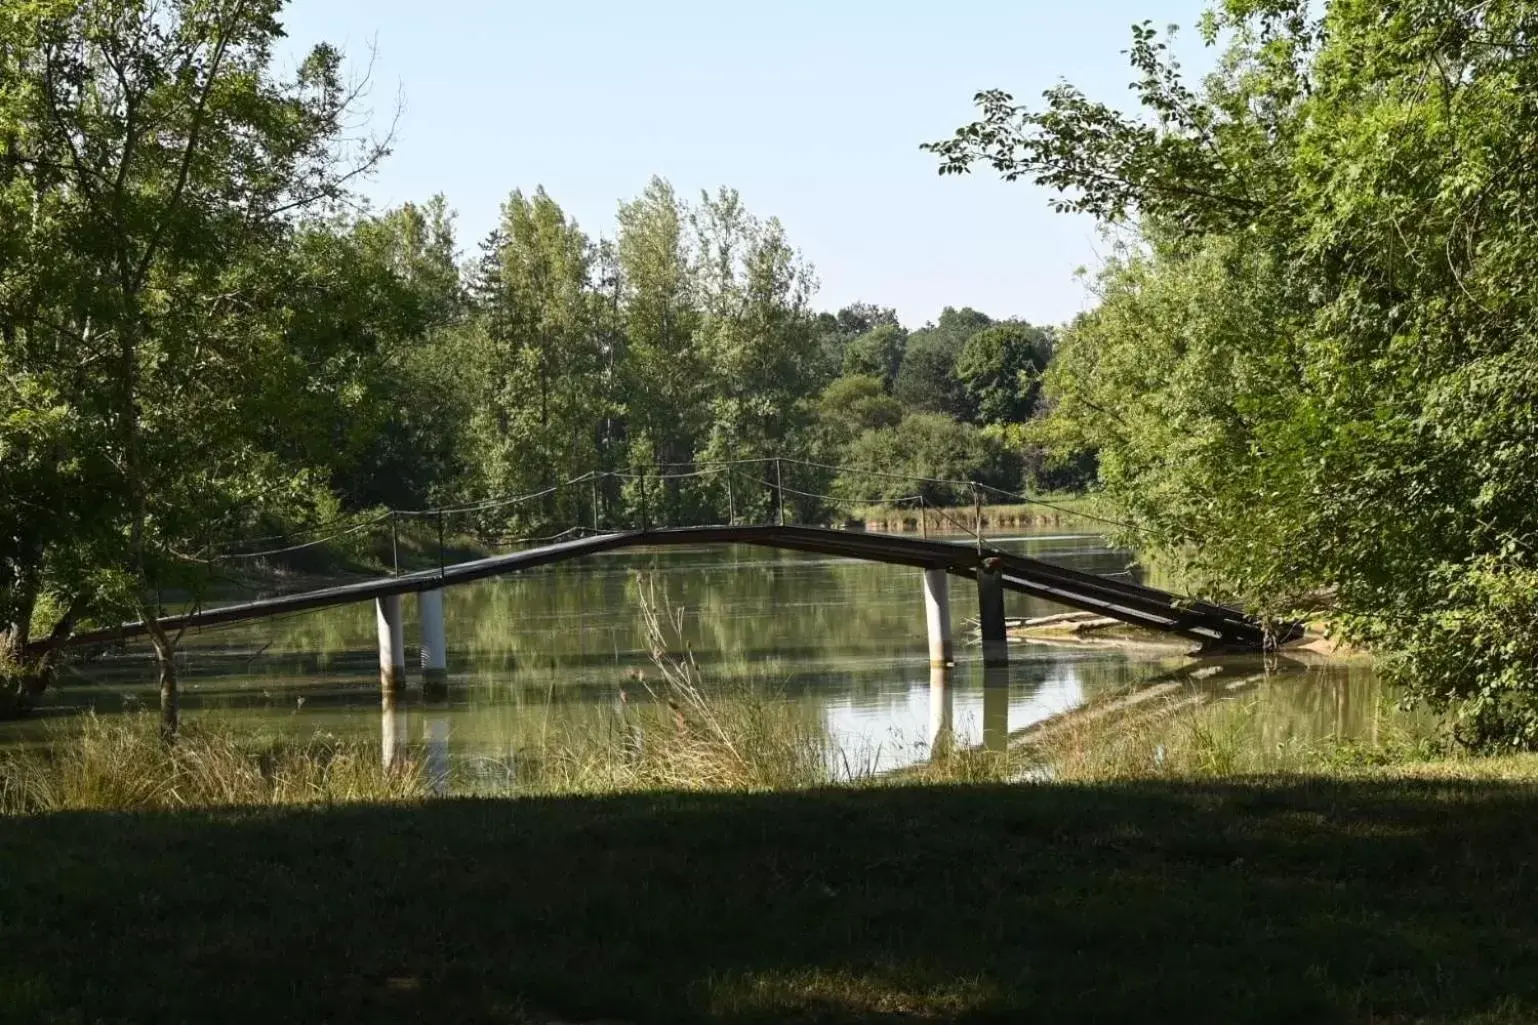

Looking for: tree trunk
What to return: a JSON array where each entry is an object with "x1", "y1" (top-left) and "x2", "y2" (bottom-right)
[
  {"x1": 1, "y1": 663, "x2": 56, "y2": 720},
  {"x1": 158, "y1": 655, "x2": 178, "y2": 740},
  {"x1": 148, "y1": 623, "x2": 178, "y2": 740},
  {"x1": 0, "y1": 585, "x2": 54, "y2": 719},
  {"x1": 0, "y1": 648, "x2": 23, "y2": 718},
  {"x1": 8, "y1": 592, "x2": 87, "y2": 717}
]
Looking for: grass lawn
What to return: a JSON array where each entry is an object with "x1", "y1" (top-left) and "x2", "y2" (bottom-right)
[{"x1": 4, "y1": 775, "x2": 1538, "y2": 1024}]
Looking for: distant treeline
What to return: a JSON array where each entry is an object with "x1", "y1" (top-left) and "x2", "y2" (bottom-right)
[{"x1": 312, "y1": 185, "x2": 1091, "y2": 536}]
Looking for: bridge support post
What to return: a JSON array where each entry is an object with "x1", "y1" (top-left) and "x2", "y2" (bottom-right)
[
  {"x1": 375, "y1": 595, "x2": 406, "y2": 693},
  {"x1": 922, "y1": 568, "x2": 954, "y2": 667},
  {"x1": 419, "y1": 588, "x2": 448, "y2": 700},
  {"x1": 977, "y1": 562, "x2": 1009, "y2": 668}
]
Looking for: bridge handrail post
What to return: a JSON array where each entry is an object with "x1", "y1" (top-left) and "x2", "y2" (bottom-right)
[
  {"x1": 390, "y1": 512, "x2": 399, "y2": 577},
  {"x1": 725, "y1": 463, "x2": 736, "y2": 525},
  {"x1": 920, "y1": 495, "x2": 928, "y2": 539},
  {"x1": 972, "y1": 483, "x2": 983, "y2": 554},
  {"x1": 639, "y1": 468, "x2": 649, "y2": 532},
  {"x1": 775, "y1": 457, "x2": 786, "y2": 527},
  {"x1": 592, "y1": 472, "x2": 600, "y2": 533},
  {"x1": 437, "y1": 511, "x2": 446, "y2": 579}
]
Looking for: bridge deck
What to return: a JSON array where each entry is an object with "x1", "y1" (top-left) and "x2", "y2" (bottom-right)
[{"x1": 59, "y1": 525, "x2": 1284, "y2": 651}]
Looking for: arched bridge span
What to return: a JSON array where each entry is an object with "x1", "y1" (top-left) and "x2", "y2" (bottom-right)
[{"x1": 64, "y1": 525, "x2": 1286, "y2": 653}]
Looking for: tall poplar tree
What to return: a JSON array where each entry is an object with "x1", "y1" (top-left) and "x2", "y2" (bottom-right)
[{"x1": 466, "y1": 189, "x2": 603, "y2": 530}]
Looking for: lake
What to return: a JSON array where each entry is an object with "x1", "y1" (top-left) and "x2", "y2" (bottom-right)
[{"x1": 1, "y1": 530, "x2": 1380, "y2": 775}]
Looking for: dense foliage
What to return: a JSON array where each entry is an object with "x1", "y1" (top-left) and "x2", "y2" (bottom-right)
[
  {"x1": 929, "y1": 0, "x2": 1538, "y2": 747},
  {"x1": 0, "y1": 1, "x2": 1079, "y2": 722},
  {"x1": 0, "y1": 0, "x2": 391, "y2": 726}
]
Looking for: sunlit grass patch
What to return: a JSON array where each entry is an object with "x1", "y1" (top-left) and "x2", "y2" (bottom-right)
[{"x1": 703, "y1": 966, "x2": 998, "y2": 1021}]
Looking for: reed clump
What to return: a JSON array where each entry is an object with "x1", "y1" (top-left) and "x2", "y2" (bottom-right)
[
  {"x1": 0, "y1": 714, "x2": 426, "y2": 814},
  {"x1": 490, "y1": 584, "x2": 834, "y2": 795},
  {"x1": 906, "y1": 744, "x2": 1024, "y2": 785}
]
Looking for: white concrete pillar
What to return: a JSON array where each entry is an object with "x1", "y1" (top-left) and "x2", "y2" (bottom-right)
[
  {"x1": 923, "y1": 568, "x2": 954, "y2": 667},
  {"x1": 376, "y1": 594, "x2": 406, "y2": 693},
  {"x1": 928, "y1": 665, "x2": 954, "y2": 760},
  {"x1": 983, "y1": 664, "x2": 1010, "y2": 753},
  {"x1": 419, "y1": 588, "x2": 448, "y2": 700},
  {"x1": 977, "y1": 563, "x2": 1010, "y2": 668}
]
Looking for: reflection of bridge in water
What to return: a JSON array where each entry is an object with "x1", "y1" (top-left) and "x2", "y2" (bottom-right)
[
  {"x1": 927, "y1": 664, "x2": 1015, "y2": 759},
  {"x1": 378, "y1": 659, "x2": 1281, "y2": 783},
  {"x1": 378, "y1": 663, "x2": 1029, "y2": 786}
]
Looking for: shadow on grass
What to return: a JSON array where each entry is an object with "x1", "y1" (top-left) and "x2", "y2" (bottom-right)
[{"x1": 3, "y1": 778, "x2": 1537, "y2": 1024}]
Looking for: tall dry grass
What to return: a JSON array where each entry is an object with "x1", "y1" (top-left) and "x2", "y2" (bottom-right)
[
  {"x1": 480, "y1": 579, "x2": 835, "y2": 795},
  {"x1": 0, "y1": 714, "x2": 425, "y2": 814}
]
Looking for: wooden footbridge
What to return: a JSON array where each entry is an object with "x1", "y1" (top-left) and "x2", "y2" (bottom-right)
[{"x1": 62, "y1": 524, "x2": 1291, "y2": 696}]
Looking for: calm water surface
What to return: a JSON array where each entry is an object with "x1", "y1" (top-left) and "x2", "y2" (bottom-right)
[{"x1": 3, "y1": 530, "x2": 1380, "y2": 773}]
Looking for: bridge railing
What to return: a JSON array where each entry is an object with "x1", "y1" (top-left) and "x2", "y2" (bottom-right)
[{"x1": 184, "y1": 458, "x2": 1128, "y2": 605}]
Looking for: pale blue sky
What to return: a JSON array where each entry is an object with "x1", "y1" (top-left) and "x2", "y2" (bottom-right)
[{"x1": 279, "y1": 0, "x2": 1210, "y2": 328}]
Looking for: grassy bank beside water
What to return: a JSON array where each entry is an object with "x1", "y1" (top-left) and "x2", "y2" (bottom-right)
[{"x1": 5, "y1": 678, "x2": 1538, "y2": 1024}]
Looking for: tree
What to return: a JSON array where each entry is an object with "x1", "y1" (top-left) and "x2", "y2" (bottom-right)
[
  {"x1": 891, "y1": 307, "x2": 993, "y2": 418},
  {"x1": 465, "y1": 188, "x2": 604, "y2": 531},
  {"x1": 933, "y1": 306, "x2": 993, "y2": 341},
  {"x1": 614, "y1": 177, "x2": 707, "y2": 519},
  {"x1": 837, "y1": 413, "x2": 1012, "y2": 506},
  {"x1": 0, "y1": 0, "x2": 387, "y2": 730},
  {"x1": 692, "y1": 187, "x2": 824, "y2": 521},
  {"x1": 816, "y1": 374, "x2": 904, "y2": 448},
  {"x1": 956, "y1": 322, "x2": 1054, "y2": 424},
  {"x1": 339, "y1": 199, "x2": 469, "y2": 510},
  {"x1": 927, "y1": 3, "x2": 1538, "y2": 747},
  {"x1": 815, "y1": 302, "x2": 898, "y2": 380},
  {"x1": 834, "y1": 302, "x2": 899, "y2": 339},
  {"x1": 841, "y1": 324, "x2": 907, "y2": 391},
  {"x1": 279, "y1": 200, "x2": 469, "y2": 512}
]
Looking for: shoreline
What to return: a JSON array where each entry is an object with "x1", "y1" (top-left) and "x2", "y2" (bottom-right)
[{"x1": 846, "y1": 496, "x2": 1100, "y2": 535}]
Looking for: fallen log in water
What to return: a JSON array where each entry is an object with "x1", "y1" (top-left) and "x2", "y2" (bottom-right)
[
  {"x1": 1008, "y1": 611, "x2": 1097, "y2": 628},
  {"x1": 1011, "y1": 611, "x2": 1121, "y2": 632}
]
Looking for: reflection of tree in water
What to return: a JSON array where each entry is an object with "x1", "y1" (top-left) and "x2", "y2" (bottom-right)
[
  {"x1": 1088, "y1": 656, "x2": 1386, "y2": 755},
  {"x1": 1046, "y1": 651, "x2": 1184, "y2": 700},
  {"x1": 656, "y1": 555, "x2": 923, "y2": 663},
  {"x1": 1159, "y1": 657, "x2": 1384, "y2": 749},
  {"x1": 1242, "y1": 662, "x2": 1383, "y2": 750},
  {"x1": 442, "y1": 649, "x2": 834, "y2": 770}
]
